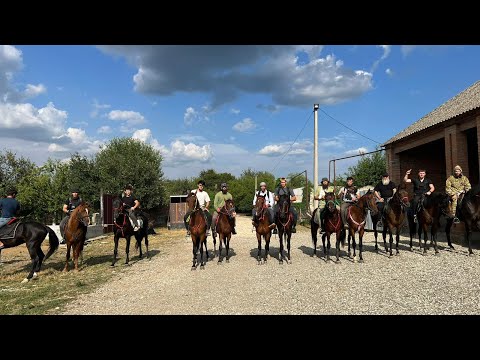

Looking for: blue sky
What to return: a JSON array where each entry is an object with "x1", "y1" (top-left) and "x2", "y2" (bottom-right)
[{"x1": 1, "y1": 45, "x2": 480, "y2": 180}]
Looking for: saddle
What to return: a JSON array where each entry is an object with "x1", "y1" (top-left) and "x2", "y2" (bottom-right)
[{"x1": 0, "y1": 218, "x2": 21, "y2": 240}]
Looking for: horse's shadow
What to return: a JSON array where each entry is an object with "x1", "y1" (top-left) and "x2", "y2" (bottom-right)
[
  {"x1": 210, "y1": 247, "x2": 237, "y2": 260},
  {"x1": 248, "y1": 247, "x2": 283, "y2": 262}
]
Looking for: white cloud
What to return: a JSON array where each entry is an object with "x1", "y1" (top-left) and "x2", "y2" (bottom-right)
[
  {"x1": 48, "y1": 143, "x2": 68, "y2": 152},
  {"x1": 90, "y1": 99, "x2": 111, "y2": 118},
  {"x1": 108, "y1": 110, "x2": 145, "y2": 125},
  {"x1": 230, "y1": 108, "x2": 240, "y2": 115},
  {"x1": 24, "y1": 83, "x2": 47, "y2": 98},
  {"x1": 345, "y1": 147, "x2": 368, "y2": 155},
  {"x1": 132, "y1": 128, "x2": 153, "y2": 143},
  {"x1": 99, "y1": 45, "x2": 374, "y2": 109},
  {"x1": 257, "y1": 104, "x2": 280, "y2": 112},
  {"x1": 401, "y1": 45, "x2": 416, "y2": 57},
  {"x1": 371, "y1": 45, "x2": 391, "y2": 72},
  {"x1": 233, "y1": 118, "x2": 257, "y2": 132},
  {"x1": 97, "y1": 125, "x2": 112, "y2": 134},
  {"x1": 258, "y1": 140, "x2": 313, "y2": 157},
  {"x1": 385, "y1": 68, "x2": 393, "y2": 76},
  {"x1": 184, "y1": 107, "x2": 197, "y2": 126}
]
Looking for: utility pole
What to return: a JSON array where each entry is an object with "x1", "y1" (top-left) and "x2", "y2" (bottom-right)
[
  {"x1": 255, "y1": 175, "x2": 257, "y2": 192},
  {"x1": 313, "y1": 104, "x2": 319, "y2": 210}
]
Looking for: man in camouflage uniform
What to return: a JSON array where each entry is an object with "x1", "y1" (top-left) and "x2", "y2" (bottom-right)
[{"x1": 445, "y1": 165, "x2": 471, "y2": 224}]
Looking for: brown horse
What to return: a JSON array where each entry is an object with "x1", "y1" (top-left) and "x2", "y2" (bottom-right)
[
  {"x1": 345, "y1": 190, "x2": 378, "y2": 262},
  {"x1": 316, "y1": 192, "x2": 345, "y2": 262},
  {"x1": 186, "y1": 192, "x2": 209, "y2": 269},
  {"x1": 375, "y1": 185, "x2": 410, "y2": 257},
  {"x1": 253, "y1": 195, "x2": 273, "y2": 263},
  {"x1": 408, "y1": 192, "x2": 453, "y2": 255},
  {"x1": 276, "y1": 194, "x2": 294, "y2": 264},
  {"x1": 63, "y1": 202, "x2": 90, "y2": 272},
  {"x1": 213, "y1": 199, "x2": 235, "y2": 263}
]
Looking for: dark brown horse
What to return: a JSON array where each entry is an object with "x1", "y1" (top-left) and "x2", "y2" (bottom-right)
[
  {"x1": 446, "y1": 185, "x2": 480, "y2": 255},
  {"x1": 63, "y1": 202, "x2": 90, "y2": 272},
  {"x1": 0, "y1": 219, "x2": 59, "y2": 283},
  {"x1": 254, "y1": 195, "x2": 273, "y2": 263},
  {"x1": 111, "y1": 198, "x2": 149, "y2": 266},
  {"x1": 345, "y1": 190, "x2": 378, "y2": 262},
  {"x1": 408, "y1": 192, "x2": 453, "y2": 255},
  {"x1": 276, "y1": 194, "x2": 293, "y2": 264},
  {"x1": 315, "y1": 192, "x2": 345, "y2": 262},
  {"x1": 213, "y1": 199, "x2": 235, "y2": 263},
  {"x1": 374, "y1": 186, "x2": 410, "y2": 257},
  {"x1": 186, "y1": 192, "x2": 208, "y2": 269}
]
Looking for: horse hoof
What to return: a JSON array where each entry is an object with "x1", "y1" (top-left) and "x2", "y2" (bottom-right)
[
  {"x1": 200, "y1": 265, "x2": 205, "y2": 270},
  {"x1": 335, "y1": 259, "x2": 341, "y2": 264},
  {"x1": 422, "y1": 252, "x2": 427, "y2": 256},
  {"x1": 279, "y1": 260, "x2": 283, "y2": 265},
  {"x1": 217, "y1": 261, "x2": 222, "y2": 265},
  {"x1": 353, "y1": 257, "x2": 357, "y2": 263},
  {"x1": 435, "y1": 252, "x2": 440, "y2": 256},
  {"x1": 110, "y1": 263, "x2": 115, "y2": 267},
  {"x1": 191, "y1": 266, "x2": 196, "y2": 270},
  {"x1": 21, "y1": 278, "x2": 29, "y2": 284},
  {"x1": 359, "y1": 259, "x2": 364, "y2": 263},
  {"x1": 409, "y1": 247, "x2": 413, "y2": 252},
  {"x1": 468, "y1": 252, "x2": 474, "y2": 257},
  {"x1": 226, "y1": 259, "x2": 229, "y2": 263},
  {"x1": 396, "y1": 252, "x2": 400, "y2": 256},
  {"x1": 449, "y1": 245, "x2": 455, "y2": 250}
]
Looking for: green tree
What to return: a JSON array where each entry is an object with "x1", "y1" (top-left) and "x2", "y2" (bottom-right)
[
  {"x1": 95, "y1": 138, "x2": 165, "y2": 209},
  {"x1": 285, "y1": 171, "x2": 313, "y2": 213},
  {"x1": 0, "y1": 150, "x2": 36, "y2": 196},
  {"x1": 345, "y1": 150, "x2": 386, "y2": 188},
  {"x1": 229, "y1": 169, "x2": 276, "y2": 213},
  {"x1": 197, "y1": 169, "x2": 236, "y2": 193},
  {"x1": 163, "y1": 177, "x2": 196, "y2": 205}
]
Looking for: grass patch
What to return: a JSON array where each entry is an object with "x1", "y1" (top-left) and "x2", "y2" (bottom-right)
[{"x1": 0, "y1": 227, "x2": 183, "y2": 315}]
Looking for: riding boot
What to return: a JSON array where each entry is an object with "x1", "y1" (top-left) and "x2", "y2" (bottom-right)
[{"x1": 232, "y1": 227, "x2": 237, "y2": 235}]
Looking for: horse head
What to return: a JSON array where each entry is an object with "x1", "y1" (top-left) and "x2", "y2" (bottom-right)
[
  {"x1": 254, "y1": 195, "x2": 266, "y2": 217},
  {"x1": 278, "y1": 194, "x2": 290, "y2": 220},
  {"x1": 324, "y1": 192, "x2": 337, "y2": 213},
  {"x1": 224, "y1": 199, "x2": 236, "y2": 218},
  {"x1": 112, "y1": 197, "x2": 124, "y2": 221},
  {"x1": 71, "y1": 202, "x2": 90, "y2": 227},
  {"x1": 395, "y1": 186, "x2": 410, "y2": 208},
  {"x1": 438, "y1": 193, "x2": 454, "y2": 218},
  {"x1": 186, "y1": 192, "x2": 199, "y2": 211},
  {"x1": 361, "y1": 190, "x2": 379, "y2": 216}
]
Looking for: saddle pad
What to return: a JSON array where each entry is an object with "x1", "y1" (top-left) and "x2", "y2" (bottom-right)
[{"x1": 0, "y1": 221, "x2": 21, "y2": 240}]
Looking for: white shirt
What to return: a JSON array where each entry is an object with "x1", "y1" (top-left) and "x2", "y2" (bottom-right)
[
  {"x1": 253, "y1": 189, "x2": 274, "y2": 207},
  {"x1": 191, "y1": 189, "x2": 210, "y2": 210}
]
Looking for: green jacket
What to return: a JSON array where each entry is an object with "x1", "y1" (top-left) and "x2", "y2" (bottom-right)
[
  {"x1": 214, "y1": 191, "x2": 233, "y2": 212},
  {"x1": 315, "y1": 185, "x2": 335, "y2": 208},
  {"x1": 445, "y1": 174, "x2": 471, "y2": 195}
]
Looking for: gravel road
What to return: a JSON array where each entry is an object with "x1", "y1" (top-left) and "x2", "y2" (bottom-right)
[{"x1": 62, "y1": 214, "x2": 480, "y2": 314}]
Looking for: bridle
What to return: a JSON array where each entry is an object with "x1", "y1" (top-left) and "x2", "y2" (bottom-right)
[
  {"x1": 255, "y1": 196, "x2": 267, "y2": 220},
  {"x1": 219, "y1": 200, "x2": 236, "y2": 219}
]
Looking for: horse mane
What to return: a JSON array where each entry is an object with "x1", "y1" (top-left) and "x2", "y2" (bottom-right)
[{"x1": 423, "y1": 192, "x2": 449, "y2": 208}]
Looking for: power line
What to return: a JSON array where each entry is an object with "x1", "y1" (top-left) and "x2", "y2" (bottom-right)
[
  {"x1": 271, "y1": 110, "x2": 313, "y2": 173},
  {"x1": 319, "y1": 108, "x2": 382, "y2": 145}
]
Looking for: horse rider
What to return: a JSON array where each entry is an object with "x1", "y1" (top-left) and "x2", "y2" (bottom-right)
[
  {"x1": 184, "y1": 180, "x2": 212, "y2": 236},
  {"x1": 274, "y1": 177, "x2": 298, "y2": 233},
  {"x1": 314, "y1": 177, "x2": 335, "y2": 232},
  {"x1": 252, "y1": 181, "x2": 276, "y2": 233},
  {"x1": 60, "y1": 188, "x2": 83, "y2": 244},
  {"x1": 122, "y1": 184, "x2": 141, "y2": 231},
  {"x1": 212, "y1": 182, "x2": 237, "y2": 237},
  {"x1": 373, "y1": 173, "x2": 397, "y2": 227},
  {"x1": 338, "y1": 176, "x2": 361, "y2": 228},
  {"x1": 404, "y1": 168, "x2": 435, "y2": 223},
  {"x1": 446, "y1": 165, "x2": 471, "y2": 224},
  {"x1": 0, "y1": 187, "x2": 21, "y2": 250}
]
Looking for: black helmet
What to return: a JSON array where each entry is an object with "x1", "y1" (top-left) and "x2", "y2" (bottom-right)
[
  {"x1": 6, "y1": 187, "x2": 17, "y2": 196},
  {"x1": 124, "y1": 184, "x2": 133, "y2": 190}
]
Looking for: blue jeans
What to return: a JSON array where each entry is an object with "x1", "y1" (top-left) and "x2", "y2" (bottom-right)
[{"x1": 0, "y1": 217, "x2": 12, "y2": 228}]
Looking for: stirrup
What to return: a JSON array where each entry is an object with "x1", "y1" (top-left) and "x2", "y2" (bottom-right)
[
  {"x1": 272, "y1": 228, "x2": 277, "y2": 234},
  {"x1": 186, "y1": 230, "x2": 191, "y2": 236},
  {"x1": 377, "y1": 220, "x2": 383, "y2": 227},
  {"x1": 291, "y1": 227, "x2": 297, "y2": 233},
  {"x1": 453, "y1": 217, "x2": 460, "y2": 224},
  {"x1": 413, "y1": 215, "x2": 417, "y2": 223}
]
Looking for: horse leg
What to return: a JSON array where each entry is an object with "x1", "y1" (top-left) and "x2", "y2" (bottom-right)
[
  {"x1": 265, "y1": 233, "x2": 271, "y2": 262},
  {"x1": 422, "y1": 225, "x2": 428, "y2": 255},
  {"x1": 212, "y1": 233, "x2": 217, "y2": 259},
  {"x1": 431, "y1": 222, "x2": 439, "y2": 255},
  {"x1": 321, "y1": 232, "x2": 327, "y2": 256},
  {"x1": 388, "y1": 225, "x2": 394, "y2": 257},
  {"x1": 64, "y1": 242, "x2": 72, "y2": 271},
  {"x1": 445, "y1": 218, "x2": 455, "y2": 249},
  {"x1": 200, "y1": 238, "x2": 205, "y2": 268},
  {"x1": 335, "y1": 231, "x2": 341, "y2": 263},
  {"x1": 357, "y1": 228, "x2": 364, "y2": 262},
  {"x1": 218, "y1": 234, "x2": 223, "y2": 263},
  {"x1": 351, "y1": 231, "x2": 357, "y2": 262},
  {"x1": 226, "y1": 234, "x2": 230, "y2": 263},
  {"x1": 287, "y1": 232, "x2": 291, "y2": 263},
  {"x1": 408, "y1": 214, "x2": 415, "y2": 251},
  {"x1": 145, "y1": 233, "x2": 149, "y2": 259},
  {"x1": 111, "y1": 234, "x2": 119, "y2": 266},
  {"x1": 373, "y1": 216, "x2": 378, "y2": 252},
  {"x1": 395, "y1": 227, "x2": 400, "y2": 255},
  {"x1": 22, "y1": 242, "x2": 39, "y2": 283},
  {"x1": 383, "y1": 225, "x2": 389, "y2": 253},
  {"x1": 257, "y1": 233, "x2": 262, "y2": 263},
  {"x1": 347, "y1": 232, "x2": 351, "y2": 258},
  {"x1": 73, "y1": 243, "x2": 80, "y2": 271},
  {"x1": 204, "y1": 235, "x2": 209, "y2": 262},
  {"x1": 466, "y1": 224, "x2": 473, "y2": 255},
  {"x1": 192, "y1": 239, "x2": 197, "y2": 270},
  {"x1": 278, "y1": 229, "x2": 284, "y2": 264},
  {"x1": 125, "y1": 236, "x2": 131, "y2": 265},
  {"x1": 137, "y1": 237, "x2": 143, "y2": 259},
  {"x1": 326, "y1": 233, "x2": 331, "y2": 262},
  {"x1": 311, "y1": 219, "x2": 318, "y2": 255}
]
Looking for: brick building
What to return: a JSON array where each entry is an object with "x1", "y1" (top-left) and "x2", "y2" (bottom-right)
[{"x1": 384, "y1": 80, "x2": 480, "y2": 192}]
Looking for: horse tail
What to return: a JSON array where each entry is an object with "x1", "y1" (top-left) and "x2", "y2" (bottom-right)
[
  {"x1": 44, "y1": 226, "x2": 60, "y2": 260},
  {"x1": 339, "y1": 227, "x2": 346, "y2": 247}
]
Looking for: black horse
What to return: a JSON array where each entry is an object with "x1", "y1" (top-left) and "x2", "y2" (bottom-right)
[
  {"x1": 111, "y1": 198, "x2": 149, "y2": 266},
  {"x1": 0, "y1": 220, "x2": 59, "y2": 282},
  {"x1": 407, "y1": 192, "x2": 452, "y2": 255},
  {"x1": 446, "y1": 184, "x2": 480, "y2": 255},
  {"x1": 275, "y1": 194, "x2": 294, "y2": 264}
]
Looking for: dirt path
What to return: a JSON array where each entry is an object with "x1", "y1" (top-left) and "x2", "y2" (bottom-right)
[{"x1": 62, "y1": 215, "x2": 480, "y2": 314}]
